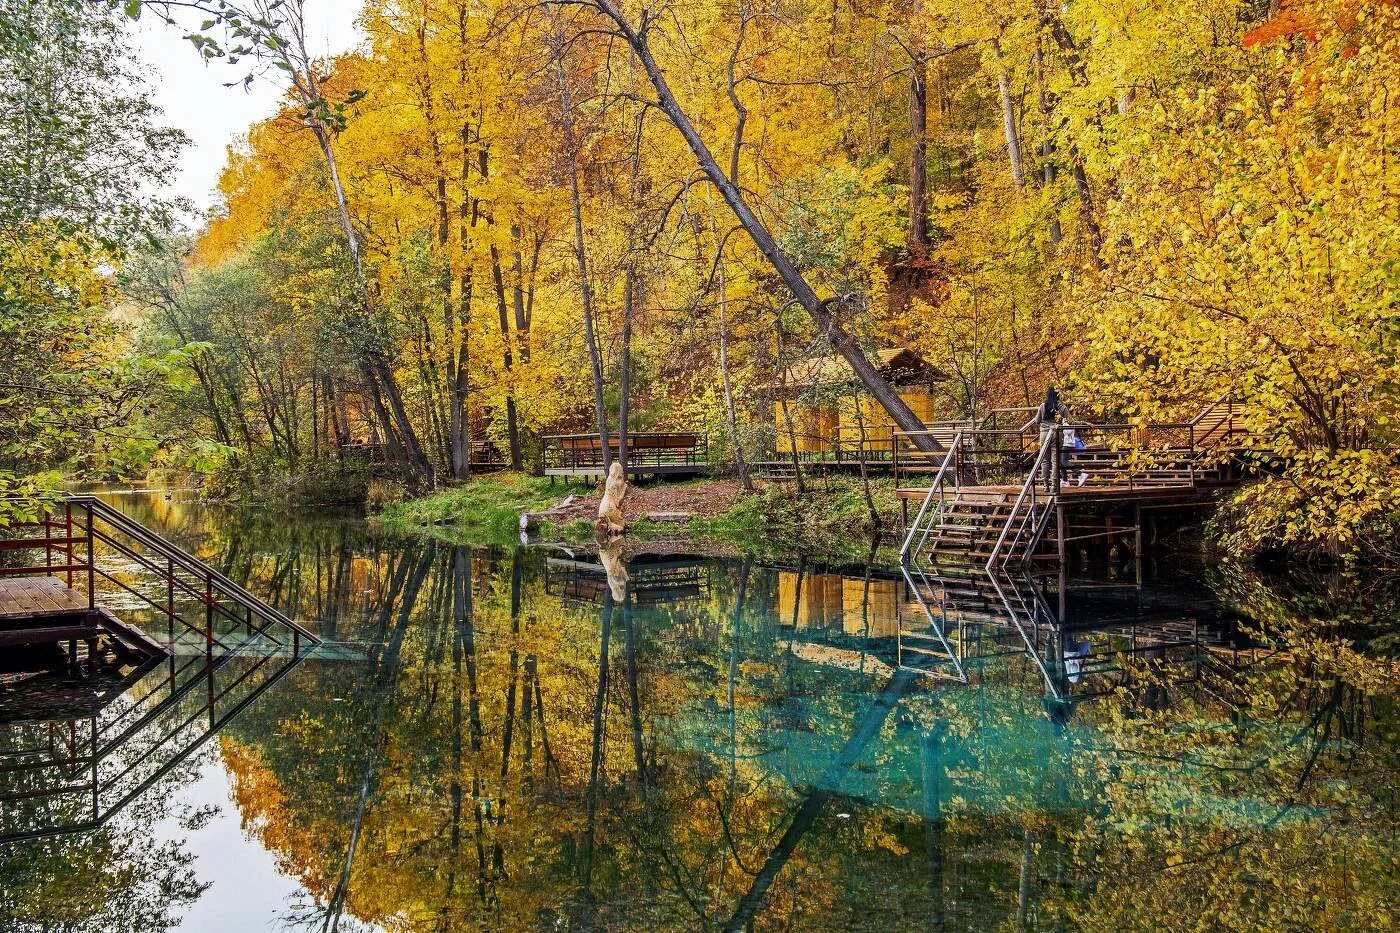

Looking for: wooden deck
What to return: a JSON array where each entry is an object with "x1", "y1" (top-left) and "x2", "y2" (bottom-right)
[
  {"x1": 541, "y1": 432, "x2": 709, "y2": 479},
  {"x1": 897, "y1": 481, "x2": 1212, "y2": 504},
  {"x1": 0, "y1": 577, "x2": 89, "y2": 620}
]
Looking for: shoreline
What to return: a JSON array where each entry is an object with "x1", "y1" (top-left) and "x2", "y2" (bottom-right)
[{"x1": 373, "y1": 471, "x2": 906, "y2": 563}]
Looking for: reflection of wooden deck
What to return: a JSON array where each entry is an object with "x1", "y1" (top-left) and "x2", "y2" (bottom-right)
[{"x1": 0, "y1": 577, "x2": 89, "y2": 620}]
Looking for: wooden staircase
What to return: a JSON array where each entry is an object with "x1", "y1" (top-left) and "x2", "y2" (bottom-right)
[{"x1": 899, "y1": 396, "x2": 1257, "y2": 572}]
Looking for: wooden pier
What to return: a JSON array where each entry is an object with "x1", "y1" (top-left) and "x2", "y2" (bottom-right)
[
  {"x1": 0, "y1": 495, "x2": 321, "y2": 843},
  {"x1": 898, "y1": 395, "x2": 1260, "y2": 573}
]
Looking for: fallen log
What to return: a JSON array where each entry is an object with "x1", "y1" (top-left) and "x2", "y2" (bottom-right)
[
  {"x1": 520, "y1": 495, "x2": 577, "y2": 531},
  {"x1": 642, "y1": 511, "x2": 692, "y2": 523}
]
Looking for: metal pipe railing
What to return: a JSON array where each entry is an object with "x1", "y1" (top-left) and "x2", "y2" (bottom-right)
[
  {"x1": 899, "y1": 431, "x2": 963, "y2": 562},
  {"x1": 986, "y1": 430, "x2": 1057, "y2": 571}
]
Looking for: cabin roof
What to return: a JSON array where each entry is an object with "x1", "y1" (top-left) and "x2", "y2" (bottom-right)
[{"x1": 779, "y1": 347, "x2": 945, "y2": 390}]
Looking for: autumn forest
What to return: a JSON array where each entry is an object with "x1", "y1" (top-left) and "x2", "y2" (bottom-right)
[
  {"x1": 0, "y1": 0, "x2": 1395, "y2": 558},
  {"x1": 2, "y1": 2, "x2": 1400, "y2": 930}
]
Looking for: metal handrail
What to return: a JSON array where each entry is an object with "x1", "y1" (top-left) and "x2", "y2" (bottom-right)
[
  {"x1": 986, "y1": 430, "x2": 1057, "y2": 571},
  {"x1": 984, "y1": 571, "x2": 1063, "y2": 701},
  {"x1": 899, "y1": 431, "x2": 963, "y2": 561},
  {"x1": 66, "y1": 495, "x2": 318, "y2": 645}
]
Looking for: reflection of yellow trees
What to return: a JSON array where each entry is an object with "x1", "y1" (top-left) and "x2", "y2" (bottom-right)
[
  {"x1": 216, "y1": 551, "x2": 949, "y2": 929},
  {"x1": 209, "y1": 545, "x2": 1399, "y2": 930}
]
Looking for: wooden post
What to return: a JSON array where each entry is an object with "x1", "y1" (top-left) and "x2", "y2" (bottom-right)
[
  {"x1": 84, "y1": 508, "x2": 94, "y2": 609},
  {"x1": 64, "y1": 502, "x2": 73, "y2": 590},
  {"x1": 1056, "y1": 503, "x2": 1068, "y2": 619},
  {"x1": 1134, "y1": 504, "x2": 1143, "y2": 587}
]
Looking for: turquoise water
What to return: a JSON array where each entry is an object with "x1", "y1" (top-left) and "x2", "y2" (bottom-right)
[{"x1": 0, "y1": 490, "x2": 1394, "y2": 931}]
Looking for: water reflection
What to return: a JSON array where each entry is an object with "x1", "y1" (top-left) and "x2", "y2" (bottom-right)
[{"x1": 1, "y1": 490, "x2": 1395, "y2": 931}]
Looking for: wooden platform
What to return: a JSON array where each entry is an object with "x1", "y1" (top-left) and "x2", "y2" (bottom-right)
[
  {"x1": 897, "y1": 482, "x2": 1205, "y2": 504},
  {"x1": 0, "y1": 577, "x2": 89, "y2": 620},
  {"x1": 545, "y1": 463, "x2": 709, "y2": 479}
]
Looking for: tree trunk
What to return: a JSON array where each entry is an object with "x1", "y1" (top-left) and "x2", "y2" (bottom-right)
[
  {"x1": 992, "y1": 38, "x2": 1026, "y2": 191},
  {"x1": 717, "y1": 262, "x2": 752, "y2": 490},
  {"x1": 306, "y1": 120, "x2": 434, "y2": 486},
  {"x1": 589, "y1": 0, "x2": 940, "y2": 452},
  {"x1": 1034, "y1": 44, "x2": 1063, "y2": 245},
  {"x1": 552, "y1": 43, "x2": 612, "y2": 470},
  {"x1": 617, "y1": 265, "x2": 634, "y2": 472},
  {"x1": 490, "y1": 242, "x2": 523, "y2": 469},
  {"x1": 908, "y1": 54, "x2": 930, "y2": 252}
]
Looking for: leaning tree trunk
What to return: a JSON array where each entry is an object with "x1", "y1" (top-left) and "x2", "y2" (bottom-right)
[
  {"x1": 588, "y1": 0, "x2": 941, "y2": 452},
  {"x1": 308, "y1": 120, "x2": 435, "y2": 486}
]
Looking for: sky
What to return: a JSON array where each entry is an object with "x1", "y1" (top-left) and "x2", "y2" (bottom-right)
[{"x1": 128, "y1": 2, "x2": 364, "y2": 215}]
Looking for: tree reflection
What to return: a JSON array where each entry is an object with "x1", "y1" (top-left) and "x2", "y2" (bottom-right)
[{"x1": 75, "y1": 492, "x2": 1400, "y2": 931}]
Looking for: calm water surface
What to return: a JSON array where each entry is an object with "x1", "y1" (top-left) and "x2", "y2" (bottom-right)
[{"x1": 1, "y1": 489, "x2": 1396, "y2": 931}]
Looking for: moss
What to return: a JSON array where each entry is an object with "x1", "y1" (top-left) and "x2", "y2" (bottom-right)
[
  {"x1": 558, "y1": 518, "x2": 595, "y2": 541},
  {"x1": 375, "y1": 472, "x2": 590, "y2": 544}
]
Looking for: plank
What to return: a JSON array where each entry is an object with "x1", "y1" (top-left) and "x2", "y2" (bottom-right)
[{"x1": 0, "y1": 577, "x2": 90, "y2": 620}]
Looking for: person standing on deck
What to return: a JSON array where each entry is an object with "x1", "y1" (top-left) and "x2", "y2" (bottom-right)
[
  {"x1": 1039, "y1": 387, "x2": 1066, "y2": 481},
  {"x1": 1039, "y1": 387, "x2": 1086, "y2": 485}
]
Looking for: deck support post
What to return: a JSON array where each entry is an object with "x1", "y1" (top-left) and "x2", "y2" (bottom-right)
[
  {"x1": 84, "y1": 508, "x2": 94, "y2": 609},
  {"x1": 1134, "y1": 504, "x2": 1143, "y2": 587},
  {"x1": 1056, "y1": 503, "x2": 1067, "y2": 618}
]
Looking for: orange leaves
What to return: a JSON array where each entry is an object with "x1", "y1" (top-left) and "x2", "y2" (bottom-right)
[
  {"x1": 1242, "y1": 0, "x2": 1400, "y2": 48},
  {"x1": 1241, "y1": 3, "x2": 1318, "y2": 47}
]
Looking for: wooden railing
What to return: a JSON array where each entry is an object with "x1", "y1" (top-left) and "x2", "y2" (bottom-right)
[{"x1": 541, "y1": 432, "x2": 705, "y2": 472}]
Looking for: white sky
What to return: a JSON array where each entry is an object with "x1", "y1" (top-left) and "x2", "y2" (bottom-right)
[{"x1": 129, "y1": 2, "x2": 365, "y2": 215}]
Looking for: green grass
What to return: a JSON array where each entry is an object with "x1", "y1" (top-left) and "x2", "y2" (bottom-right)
[
  {"x1": 379, "y1": 472, "x2": 906, "y2": 561},
  {"x1": 375, "y1": 472, "x2": 590, "y2": 544},
  {"x1": 686, "y1": 476, "x2": 901, "y2": 561}
]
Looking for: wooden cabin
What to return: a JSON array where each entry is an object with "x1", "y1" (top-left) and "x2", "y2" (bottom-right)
[{"x1": 771, "y1": 347, "x2": 946, "y2": 457}]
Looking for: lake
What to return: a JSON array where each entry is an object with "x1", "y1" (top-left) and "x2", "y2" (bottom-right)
[{"x1": 0, "y1": 488, "x2": 1395, "y2": 931}]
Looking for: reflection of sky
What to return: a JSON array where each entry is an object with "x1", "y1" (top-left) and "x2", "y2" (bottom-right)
[{"x1": 151, "y1": 750, "x2": 384, "y2": 933}]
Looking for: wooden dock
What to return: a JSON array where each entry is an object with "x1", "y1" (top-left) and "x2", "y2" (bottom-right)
[
  {"x1": 0, "y1": 576, "x2": 89, "y2": 620},
  {"x1": 898, "y1": 396, "x2": 1261, "y2": 572},
  {"x1": 0, "y1": 495, "x2": 319, "y2": 659}
]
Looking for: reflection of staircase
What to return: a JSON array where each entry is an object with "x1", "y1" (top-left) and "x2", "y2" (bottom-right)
[
  {"x1": 898, "y1": 565, "x2": 1048, "y2": 687},
  {"x1": 0, "y1": 637, "x2": 307, "y2": 842},
  {"x1": 898, "y1": 563, "x2": 1273, "y2": 710}
]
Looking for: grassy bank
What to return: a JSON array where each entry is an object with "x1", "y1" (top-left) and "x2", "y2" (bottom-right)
[
  {"x1": 683, "y1": 479, "x2": 901, "y2": 560},
  {"x1": 375, "y1": 472, "x2": 904, "y2": 560},
  {"x1": 375, "y1": 473, "x2": 591, "y2": 543}
]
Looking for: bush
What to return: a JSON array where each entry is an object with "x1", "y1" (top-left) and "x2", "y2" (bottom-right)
[{"x1": 1211, "y1": 450, "x2": 1400, "y2": 564}]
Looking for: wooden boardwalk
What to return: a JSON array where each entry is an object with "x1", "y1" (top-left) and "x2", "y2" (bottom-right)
[
  {"x1": 0, "y1": 577, "x2": 89, "y2": 620},
  {"x1": 541, "y1": 432, "x2": 708, "y2": 479},
  {"x1": 899, "y1": 396, "x2": 1259, "y2": 571}
]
